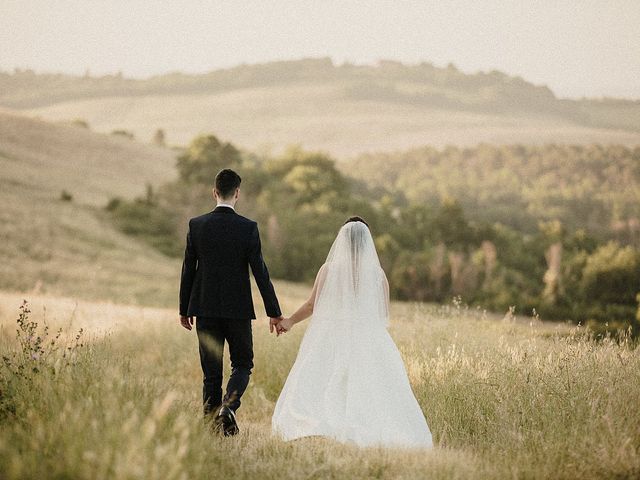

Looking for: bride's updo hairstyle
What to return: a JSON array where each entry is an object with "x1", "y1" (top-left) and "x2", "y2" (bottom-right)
[
  {"x1": 343, "y1": 216, "x2": 369, "y2": 229},
  {"x1": 320, "y1": 215, "x2": 383, "y2": 312}
]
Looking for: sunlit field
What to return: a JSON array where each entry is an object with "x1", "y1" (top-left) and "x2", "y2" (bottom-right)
[
  {"x1": 1, "y1": 289, "x2": 638, "y2": 480},
  {"x1": 23, "y1": 86, "x2": 640, "y2": 157}
]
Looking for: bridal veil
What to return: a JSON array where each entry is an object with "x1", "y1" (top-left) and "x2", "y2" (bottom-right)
[{"x1": 272, "y1": 221, "x2": 433, "y2": 448}]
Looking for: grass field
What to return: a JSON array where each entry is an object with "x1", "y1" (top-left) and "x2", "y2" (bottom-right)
[{"x1": 1, "y1": 289, "x2": 638, "y2": 480}]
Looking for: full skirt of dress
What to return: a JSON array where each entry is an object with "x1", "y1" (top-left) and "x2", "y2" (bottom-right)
[{"x1": 271, "y1": 316, "x2": 433, "y2": 449}]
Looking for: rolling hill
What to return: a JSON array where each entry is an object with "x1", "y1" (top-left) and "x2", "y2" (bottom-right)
[
  {"x1": 0, "y1": 107, "x2": 178, "y2": 205},
  {"x1": 0, "y1": 108, "x2": 181, "y2": 305},
  {"x1": 2, "y1": 59, "x2": 639, "y2": 156},
  {"x1": 0, "y1": 109, "x2": 308, "y2": 309}
]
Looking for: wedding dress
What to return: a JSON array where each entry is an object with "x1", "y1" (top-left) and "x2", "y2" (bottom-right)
[{"x1": 272, "y1": 221, "x2": 433, "y2": 448}]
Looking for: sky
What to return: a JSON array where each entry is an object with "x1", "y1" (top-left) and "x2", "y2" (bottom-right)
[{"x1": 1, "y1": 0, "x2": 639, "y2": 99}]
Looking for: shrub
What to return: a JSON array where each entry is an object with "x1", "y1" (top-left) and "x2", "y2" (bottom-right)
[
  {"x1": 0, "y1": 301, "x2": 85, "y2": 420},
  {"x1": 105, "y1": 196, "x2": 181, "y2": 257},
  {"x1": 59, "y1": 190, "x2": 73, "y2": 202},
  {"x1": 70, "y1": 118, "x2": 89, "y2": 129},
  {"x1": 153, "y1": 128, "x2": 166, "y2": 147},
  {"x1": 110, "y1": 129, "x2": 135, "y2": 140}
]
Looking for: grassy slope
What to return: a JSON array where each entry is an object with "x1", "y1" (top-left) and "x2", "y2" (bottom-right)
[
  {"x1": 0, "y1": 108, "x2": 178, "y2": 205},
  {"x1": 21, "y1": 85, "x2": 640, "y2": 157},
  {"x1": 0, "y1": 291, "x2": 638, "y2": 479},
  {"x1": 0, "y1": 109, "x2": 180, "y2": 305}
]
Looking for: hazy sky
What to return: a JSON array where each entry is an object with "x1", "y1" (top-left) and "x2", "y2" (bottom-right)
[{"x1": 2, "y1": 0, "x2": 639, "y2": 99}]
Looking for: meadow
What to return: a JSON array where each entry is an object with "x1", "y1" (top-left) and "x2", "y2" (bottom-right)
[
  {"x1": 1, "y1": 86, "x2": 638, "y2": 480},
  {"x1": 1, "y1": 288, "x2": 638, "y2": 480}
]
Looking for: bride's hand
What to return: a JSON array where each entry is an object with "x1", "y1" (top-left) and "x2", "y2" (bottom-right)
[{"x1": 277, "y1": 317, "x2": 294, "y2": 335}]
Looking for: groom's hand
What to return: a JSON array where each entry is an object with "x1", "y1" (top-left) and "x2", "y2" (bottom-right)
[
  {"x1": 269, "y1": 315, "x2": 284, "y2": 334},
  {"x1": 180, "y1": 315, "x2": 194, "y2": 330}
]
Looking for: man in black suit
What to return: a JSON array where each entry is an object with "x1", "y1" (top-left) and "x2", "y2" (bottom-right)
[{"x1": 179, "y1": 168, "x2": 283, "y2": 436}]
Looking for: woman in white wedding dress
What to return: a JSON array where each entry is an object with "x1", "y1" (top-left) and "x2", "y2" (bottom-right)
[{"x1": 271, "y1": 217, "x2": 433, "y2": 449}]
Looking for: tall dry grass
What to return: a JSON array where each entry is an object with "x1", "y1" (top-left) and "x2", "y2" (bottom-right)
[{"x1": 0, "y1": 292, "x2": 638, "y2": 479}]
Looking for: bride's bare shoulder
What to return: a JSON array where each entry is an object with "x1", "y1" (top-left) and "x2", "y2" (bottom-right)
[
  {"x1": 314, "y1": 263, "x2": 331, "y2": 284},
  {"x1": 317, "y1": 262, "x2": 329, "y2": 276}
]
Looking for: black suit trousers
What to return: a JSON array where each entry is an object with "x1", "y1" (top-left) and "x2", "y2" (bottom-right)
[{"x1": 195, "y1": 317, "x2": 254, "y2": 415}]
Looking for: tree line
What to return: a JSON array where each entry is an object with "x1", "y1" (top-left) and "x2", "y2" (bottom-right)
[{"x1": 106, "y1": 135, "x2": 640, "y2": 334}]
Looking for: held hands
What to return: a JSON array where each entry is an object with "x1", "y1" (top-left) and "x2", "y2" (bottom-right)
[
  {"x1": 269, "y1": 316, "x2": 293, "y2": 336},
  {"x1": 181, "y1": 315, "x2": 290, "y2": 335},
  {"x1": 278, "y1": 317, "x2": 294, "y2": 335}
]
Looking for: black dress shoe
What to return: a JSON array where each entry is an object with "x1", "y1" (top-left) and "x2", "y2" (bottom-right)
[{"x1": 215, "y1": 406, "x2": 239, "y2": 436}]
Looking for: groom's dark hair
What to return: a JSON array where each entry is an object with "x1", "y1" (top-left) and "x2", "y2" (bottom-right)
[
  {"x1": 215, "y1": 169, "x2": 242, "y2": 198},
  {"x1": 344, "y1": 216, "x2": 369, "y2": 229}
]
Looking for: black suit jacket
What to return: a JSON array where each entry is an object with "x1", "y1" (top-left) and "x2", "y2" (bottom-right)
[{"x1": 179, "y1": 206, "x2": 281, "y2": 319}]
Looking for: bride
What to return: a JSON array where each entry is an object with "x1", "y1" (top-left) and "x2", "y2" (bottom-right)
[{"x1": 271, "y1": 217, "x2": 433, "y2": 449}]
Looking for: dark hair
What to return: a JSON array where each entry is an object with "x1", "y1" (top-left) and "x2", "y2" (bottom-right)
[
  {"x1": 215, "y1": 169, "x2": 242, "y2": 198},
  {"x1": 344, "y1": 216, "x2": 369, "y2": 229}
]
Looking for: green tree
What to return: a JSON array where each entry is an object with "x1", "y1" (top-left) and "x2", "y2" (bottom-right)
[
  {"x1": 580, "y1": 242, "x2": 640, "y2": 305},
  {"x1": 176, "y1": 134, "x2": 241, "y2": 184},
  {"x1": 266, "y1": 146, "x2": 347, "y2": 206},
  {"x1": 432, "y1": 198, "x2": 475, "y2": 250}
]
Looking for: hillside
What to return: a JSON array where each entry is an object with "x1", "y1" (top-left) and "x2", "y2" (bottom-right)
[
  {"x1": 2, "y1": 59, "x2": 639, "y2": 156},
  {"x1": 0, "y1": 108, "x2": 178, "y2": 205},
  {"x1": 0, "y1": 109, "x2": 180, "y2": 304}
]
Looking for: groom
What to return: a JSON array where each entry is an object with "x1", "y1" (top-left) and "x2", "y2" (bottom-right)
[{"x1": 179, "y1": 168, "x2": 283, "y2": 436}]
